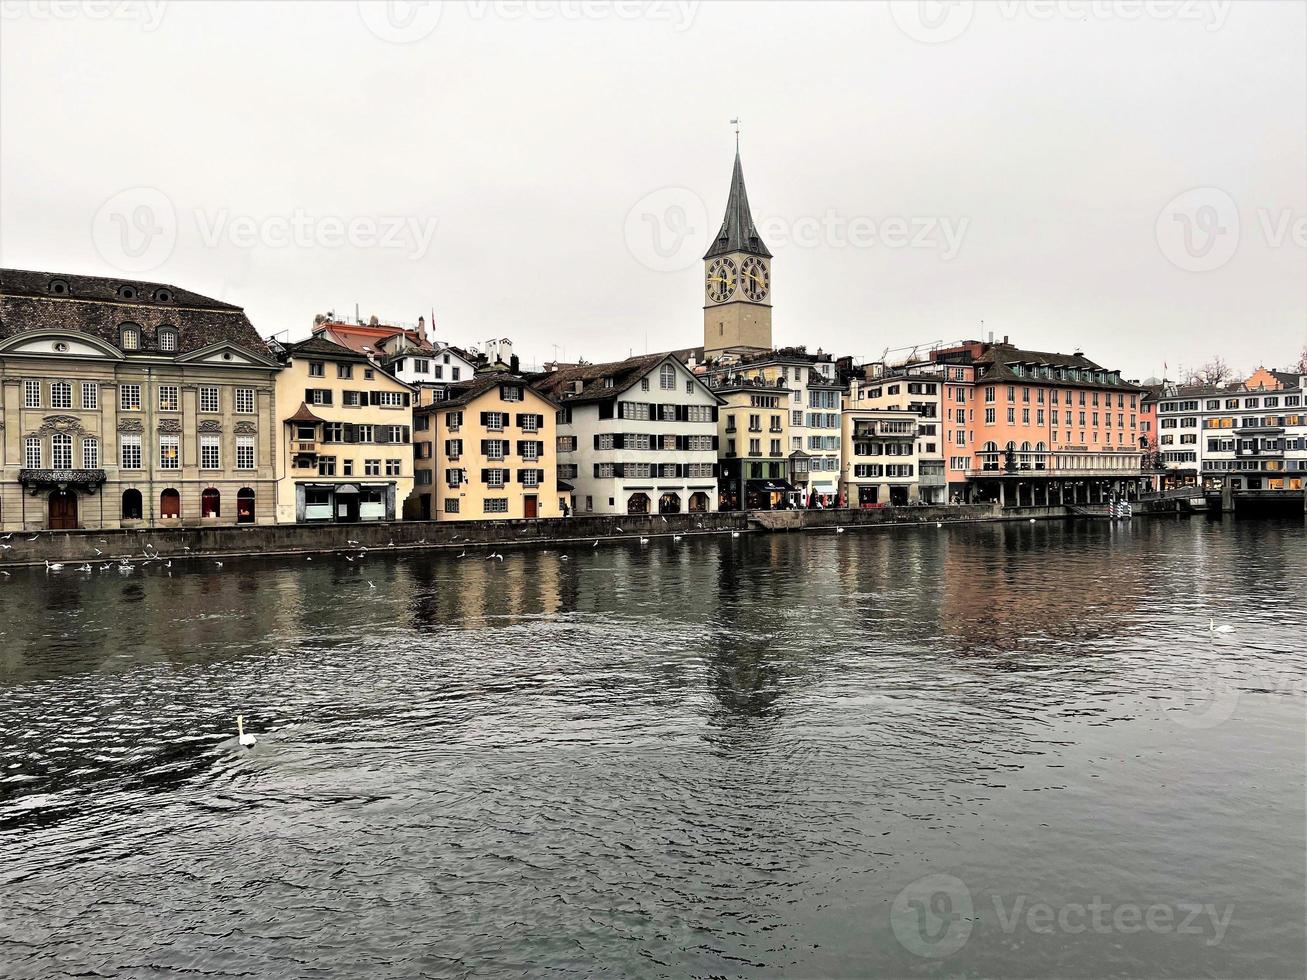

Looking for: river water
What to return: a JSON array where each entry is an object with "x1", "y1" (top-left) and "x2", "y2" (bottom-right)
[{"x1": 0, "y1": 518, "x2": 1303, "y2": 978}]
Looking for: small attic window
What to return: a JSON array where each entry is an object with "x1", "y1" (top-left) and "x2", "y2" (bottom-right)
[
  {"x1": 48, "y1": 279, "x2": 70, "y2": 296},
  {"x1": 120, "y1": 323, "x2": 141, "y2": 351},
  {"x1": 117, "y1": 285, "x2": 138, "y2": 301},
  {"x1": 153, "y1": 288, "x2": 173, "y2": 303},
  {"x1": 158, "y1": 326, "x2": 179, "y2": 352}
]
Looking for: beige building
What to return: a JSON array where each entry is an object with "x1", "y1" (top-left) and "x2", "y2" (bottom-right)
[
  {"x1": 1, "y1": 269, "x2": 279, "y2": 531},
  {"x1": 412, "y1": 374, "x2": 562, "y2": 521},
  {"x1": 841, "y1": 403, "x2": 922, "y2": 507},
  {"x1": 273, "y1": 335, "x2": 414, "y2": 523},
  {"x1": 849, "y1": 367, "x2": 947, "y2": 504},
  {"x1": 710, "y1": 376, "x2": 793, "y2": 510}
]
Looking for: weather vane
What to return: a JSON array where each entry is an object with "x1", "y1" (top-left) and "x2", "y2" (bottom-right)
[{"x1": 730, "y1": 117, "x2": 740, "y2": 149}]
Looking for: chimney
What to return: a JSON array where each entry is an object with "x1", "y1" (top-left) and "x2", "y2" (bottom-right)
[{"x1": 418, "y1": 315, "x2": 425, "y2": 341}]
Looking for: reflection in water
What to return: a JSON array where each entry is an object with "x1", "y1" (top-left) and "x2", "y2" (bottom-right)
[{"x1": 0, "y1": 519, "x2": 1303, "y2": 978}]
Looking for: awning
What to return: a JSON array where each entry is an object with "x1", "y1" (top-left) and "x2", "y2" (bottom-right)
[
  {"x1": 747, "y1": 479, "x2": 797, "y2": 493},
  {"x1": 810, "y1": 482, "x2": 837, "y2": 493},
  {"x1": 558, "y1": 481, "x2": 575, "y2": 491}
]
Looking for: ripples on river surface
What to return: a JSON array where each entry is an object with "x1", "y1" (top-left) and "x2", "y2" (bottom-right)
[{"x1": 0, "y1": 518, "x2": 1303, "y2": 978}]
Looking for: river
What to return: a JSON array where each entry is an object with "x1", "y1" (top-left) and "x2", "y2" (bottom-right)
[{"x1": 0, "y1": 517, "x2": 1303, "y2": 978}]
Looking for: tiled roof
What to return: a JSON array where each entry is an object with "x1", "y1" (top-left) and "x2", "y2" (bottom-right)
[
  {"x1": 533, "y1": 352, "x2": 670, "y2": 403},
  {"x1": 704, "y1": 149, "x2": 771, "y2": 259},
  {"x1": 317, "y1": 321, "x2": 431, "y2": 354},
  {"x1": 0, "y1": 267, "x2": 270, "y2": 357},
  {"x1": 285, "y1": 401, "x2": 327, "y2": 424},
  {"x1": 975, "y1": 344, "x2": 1143, "y2": 391},
  {"x1": 416, "y1": 373, "x2": 554, "y2": 411},
  {"x1": 284, "y1": 334, "x2": 373, "y2": 363}
]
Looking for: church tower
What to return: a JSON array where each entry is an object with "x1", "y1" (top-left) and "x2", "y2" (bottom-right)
[{"x1": 702, "y1": 148, "x2": 772, "y2": 359}]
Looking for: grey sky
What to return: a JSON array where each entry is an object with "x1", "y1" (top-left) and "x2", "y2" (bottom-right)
[{"x1": 2, "y1": 0, "x2": 1304, "y2": 379}]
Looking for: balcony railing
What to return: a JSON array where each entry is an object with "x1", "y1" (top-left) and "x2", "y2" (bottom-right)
[{"x1": 18, "y1": 469, "x2": 107, "y2": 493}]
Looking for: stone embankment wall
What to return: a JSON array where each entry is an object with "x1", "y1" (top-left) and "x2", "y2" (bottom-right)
[{"x1": 0, "y1": 503, "x2": 1094, "y2": 566}]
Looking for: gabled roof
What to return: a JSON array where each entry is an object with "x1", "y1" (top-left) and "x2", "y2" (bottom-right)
[
  {"x1": 284, "y1": 334, "x2": 373, "y2": 363},
  {"x1": 0, "y1": 268, "x2": 271, "y2": 357},
  {"x1": 704, "y1": 149, "x2": 771, "y2": 259},
  {"x1": 316, "y1": 321, "x2": 432, "y2": 355},
  {"x1": 974, "y1": 343, "x2": 1143, "y2": 392},
  {"x1": 532, "y1": 352, "x2": 715, "y2": 405},
  {"x1": 416, "y1": 373, "x2": 555, "y2": 411}
]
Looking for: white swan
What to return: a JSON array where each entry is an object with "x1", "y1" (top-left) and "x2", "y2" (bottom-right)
[
  {"x1": 836, "y1": 527, "x2": 845, "y2": 534},
  {"x1": 236, "y1": 714, "x2": 256, "y2": 748},
  {"x1": 44, "y1": 560, "x2": 63, "y2": 572},
  {"x1": 673, "y1": 535, "x2": 683, "y2": 542},
  {"x1": 1209, "y1": 618, "x2": 1235, "y2": 634},
  {"x1": 731, "y1": 531, "x2": 741, "y2": 538},
  {"x1": 936, "y1": 522, "x2": 943, "y2": 528},
  {"x1": 639, "y1": 537, "x2": 650, "y2": 545}
]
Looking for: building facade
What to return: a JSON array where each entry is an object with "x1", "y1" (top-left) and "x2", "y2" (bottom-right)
[
  {"x1": 851, "y1": 367, "x2": 946, "y2": 504},
  {"x1": 711, "y1": 375, "x2": 792, "y2": 510},
  {"x1": 840, "y1": 403, "x2": 921, "y2": 506},
  {"x1": 1, "y1": 269, "x2": 279, "y2": 531},
  {"x1": 702, "y1": 148, "x2": 773, "y2": 359},
  {"x1": 536, "y1": 354, "x2": 721, "y2": 516},
  {"x1": 413, "y1": 374, "x2": 563, "y2": 521},
  {"x1": 928, "y1": 339, "x2": 1146, "y2": 506},
  {"x1": 273, "y1": 335, "x2": 414, "y2": 523}
]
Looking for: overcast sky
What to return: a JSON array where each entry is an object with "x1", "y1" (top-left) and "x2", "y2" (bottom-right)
[{"x1": 2, "y1": 1, "x2": 1304, "y2": 379}]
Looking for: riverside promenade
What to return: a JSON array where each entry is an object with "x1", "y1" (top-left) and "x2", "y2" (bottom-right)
[{"x1": 0, "y1": 503, "x2": 1068, "y2": 566}]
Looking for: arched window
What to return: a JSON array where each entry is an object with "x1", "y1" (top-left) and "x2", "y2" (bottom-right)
[
  {"x1": 121, "y1": 489, "x2": 143, "y2": 521},
  {"x1": 201, "y1": 488, "x2": 221, "y2": 518},
  {"x1": 152, "y1": 287, "x2": 173, "y2": 303},
  {"x1": 158, "y1": 326, "x2": 178, "y2": 352},
  {"x1": 116, "y1": 284, "x2": 138, "y2": 301},
  {"x1": 48, "y1": 278, "x2": 69, "y2": 296},
  {"x1": 626, "y1": 492, "x2": 650, "y2": 515},
  {"x1": 659, "y1": 363, "x2": 676, "y2": 390},
  {"x1": 688, "y1": 491, "x2": 710, "y2": 513},
  {"x1": 51, "y1": 432, "x2": 72, "y2": 469},
  {"x1": 160, "y1": 488, "x2": 181, "y2": 519},
  {"x1": 120, "y1": 323, "x2": 141, "y2": 351},
  {"x1": 236, "y1": 487, "x2": 255, "y2": 524}
]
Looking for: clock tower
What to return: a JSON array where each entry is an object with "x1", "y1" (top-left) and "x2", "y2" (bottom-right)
[{"x1": 703, "y1": 148, "x2": 772, "y2": 359}]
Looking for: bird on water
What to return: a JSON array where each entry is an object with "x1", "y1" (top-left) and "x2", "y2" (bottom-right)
[{"x1": 236, "y1": 715, "x2": 257, "y2": 749}]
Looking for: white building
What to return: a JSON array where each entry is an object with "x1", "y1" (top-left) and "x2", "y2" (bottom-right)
[{"x1": 536, "y1": 353, "x2": 723, "y2": 515}]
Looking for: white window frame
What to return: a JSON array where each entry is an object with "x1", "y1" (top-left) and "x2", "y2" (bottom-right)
[
  {"x1": 120, "y1": 384, "x2": 142, "y2": 411},
  {"x1": 24, "y1": 380, "x2": 41, "y2": 408},
  {"x1": 24, "y1": 435, "x2": 42, "y2": 468},
  {"x1": 81, "y1": 382, "x2": 98, "y2": 410},
  {"x1": 200, "y1": 386, "x2": 220, "y2": 413},
  {"x1": 159, "y1": 435, "x2": 180, "y2": 469},
  {"x1": 120, "y1": 434, "x2": 142, "y2": 470},
  {"x1": 50, "y1": 381, "x2": 72, "y2": 409},
  {"x1": 235, "y1": 388, "x2": 256, "y2": 414},
  {"x1": 82, "y1": 437, "x2": 100, "y2": 469},
  {"x1": 236, "y1": 436, "x2": 255, "y2": 470},
  {"x1": 200, "y1": 435, "x2": 221, "y2": 470}
]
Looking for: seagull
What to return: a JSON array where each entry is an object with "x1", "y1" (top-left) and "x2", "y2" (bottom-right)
[
  {"x1": 616, "y1": 527, "x2": 623, "y2": 533},
  {"x1": 458, "y1": 550, "x2": 466, "y2": 558},
  {"x1": 99, "y1": 563, "x2": 111, "y2": 571},
  {"x1": 592, "y1": 540, "x2": 599, "y2": 547},
  {"x1": 44, "y1": 560, "x2": 63, "y2": 572},
  {"x1": 0, "y1": 533, "x2": 11, "y2": 541},
  {"x1": 387, "y1": 540, "x2": 395, "y2": 548},
  {"x1": 214, "y1": 561, "x2": 224, "y2": 568},
  {"x1": 0, "y1": 544, "x2": 10, "y2": 551},
  {"x1": 560, "y1": 555, "x2": 570, "y2": 561},
  {"x1": 182, "y1": 545, "x2": 191, "y2": 551},
  {"x1": 93, "y1": 548, "x2": 103, "y2": 556},
  {"x1": 936, "y1": 522, "x2": 943, "y2": 528},
  {"x1": 661, "y1": 516, "x2": 668, "y2": 523},
  {"x1": 673, "y1": 535, "x2": 683, "y2": 542},
  {"x1": 27, "y1": 536, "x2": 38, "y2": 542},
  {"x1": 696, "y1": 522, "x2": 704, "y2": 529},
  {"x1": 163, "y1": 560, "x2": 172, "y2": 568},
  {"x1": 345, "y1": 555, "x2": 355, "y2": 563},
  {"x1": 236, "y1": 715, "x2": 257, "y2": 749},
  {"x1": 347, "y1": 540, "x2": 360, "y2": 546},
  {"x1": 367, "y1": 581, "x2": 376, "y2": 589},
  {"x1": 1209, "y1": 618, "x2": 1235, "y2": 634}
]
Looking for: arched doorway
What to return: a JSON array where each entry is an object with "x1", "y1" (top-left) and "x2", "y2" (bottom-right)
[
  {"x1": 48, "y1": 490, "x2": 78, "y2": 530},
  {"x1": 688, "y1": 491, "x2": 710, "y2": 513},
  {"x1": 201, "y1": 488, "x2": 221, "y2": 518},
  {"x1": 160, "y1": 488, "x2": 181, "y2": 519},
  {"x1": 658, "y1": 492, "x2": 681, "y2": 514},
  {"x1": 236, "y1": 488, "x2": 255, "y2": 524},
  {"x1": 121, "y1": 488, "x2": 143, "y2": 521},
  {"x1": 626, "y1": 492, "x2": 650, "y2": 515}
]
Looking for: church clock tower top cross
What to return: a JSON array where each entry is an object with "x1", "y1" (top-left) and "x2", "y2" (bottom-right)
[{"x1": 703, "y1": 137, "x2": 773, "y2": 358}]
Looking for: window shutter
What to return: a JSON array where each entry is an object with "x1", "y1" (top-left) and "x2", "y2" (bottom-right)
[
  {"x1": 516, "y1": 469, "x2": 525, "y2": 484},
  {"x1": 676, "y1": 435, "x2": 686, "y2": 451},
  {"x1": 536, "y1": 469, "x2": 545, "y2": 484},
  {"x1": 711, "y1": 406, "x2": 719, "y2": 422},
  {"x1": 378, "y1": 427, "x2": 389, "y2": 444},
  {"x1": 305, "y1": 388, "x2": 313, "y2": 404},
  {"x1": 402, "y1": 392, "x2": 411, "y2": 407},
  {"x1": 444, "y1": 440, "x2": 451, "y2": 456},
  {"x1": 598, "y1": 402, "x2": 613, "y2": 420},
  {"x1": 480, "y1": 468, "x2": 489, "y2": 484},
  {"x1": 712, "y1": 435, "x2": 719, "y2": 450},
  {"x1": 613, "y1": 433, "x2": 624, "y2": 450},
  {"x1": 535, "y1": 414, "x2": 545, "y2": 429},
  {"x1": 481, "y1": 411, "x2": 491, "y2": 426},
  {"x1": 369, "y1": 391, "x2": 380, "y2": 406},
  {"x1": 593, "y1": 463, "x2": 600, "y2": 477},
  {"x1": 594, "y1": 434, "x2": 601, "y2": 449},
  {"x1": 536, "y1": 441, "x2": 544, "y2": 457},
  {"x1": 402, "y1": 426, "x2": 410, "y2": 443},
  {"x1": 344, "y1": 423, "x2": 355, "y2": 443},
  {"x1": 614, "y1": 463, "x2": 625, "y2": 478},
  {"x1": 481, "y1": 439, "x2": 491, "y2": 455}
]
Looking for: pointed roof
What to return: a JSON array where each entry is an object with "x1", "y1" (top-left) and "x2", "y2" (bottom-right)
[
  {"x1": 285, "y1": 401, "x2": 326, "y2": 424},
  {"x1": 704, "y1": 149, "x2": 771, "y2": 259}
]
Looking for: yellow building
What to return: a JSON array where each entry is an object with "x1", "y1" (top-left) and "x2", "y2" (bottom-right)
[
  {"x1": 412, "y1": 374, "x2": 562, "y2": 521},
  {"x1": 1, "y1": 269, "x2": 279, "y2": 531},
  {"x1": 708, "y1": 375, "x2": 792, "y2": 510},
  {"x1": 273, "y1": 335, "x2": 414, "y2": 523}
]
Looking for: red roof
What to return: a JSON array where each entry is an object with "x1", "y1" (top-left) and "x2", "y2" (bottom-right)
[{"x1": 316, "y1": 321, "x2": 432, "y2": 354}]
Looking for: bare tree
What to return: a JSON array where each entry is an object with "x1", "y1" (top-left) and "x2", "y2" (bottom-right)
[
  {"x1": 1183, "y1": 356, "x2": 1238, "y2": 388},
  {"x1": 1295, "y1": 343, "x2": 1307, "y2": 374}
]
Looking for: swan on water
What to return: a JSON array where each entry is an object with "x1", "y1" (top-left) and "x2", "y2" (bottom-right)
[
  {"x1": 731, "y1": 531, "x2": 741, "y2": 538},
  {"x1": 1209, "y1": 618, "x2": 1235, "y2": 634},
  {"x1": 937, "y1": 522, "x2": 943, "y2": 528},
  {"x1": 836, "y1": 527, "x2": 845, "y2": 534},
  {"x1": 673, "y1": 535, "x2": 683, "y2": 542},
  {"x1": 236, "y1": 715, "x2": 257, "y2": 749},
  {"x1": 639, "y1": 537, "x2": 650, "y2": 545},
  {"x1": 44, "y1": 560, "x2": 63, "y2": 572}
]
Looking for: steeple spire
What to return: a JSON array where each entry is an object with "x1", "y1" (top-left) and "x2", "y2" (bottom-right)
[{"x1": 704, "y1": 143, "x2": 771, "y2": 260}]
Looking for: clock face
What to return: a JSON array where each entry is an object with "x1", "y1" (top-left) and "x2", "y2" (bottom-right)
[
  {"x1": 705, "y1": 258, "x2": 737, "y2": 304},
  {"x1": 740, "y1": 257, "x2": 769, "y2": 302}
]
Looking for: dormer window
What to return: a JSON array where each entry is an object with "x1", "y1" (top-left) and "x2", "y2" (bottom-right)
[
  {"x1": 152, "y1": 288, "x2": 173, "y2": 303},
  {"x1": 158, "y1": 326, "x2": 178, "y2": 352},
  {"x1": 120, "y1": 323, "x2": 141, "y2": 351},
  {"x1": 117, "y1": 285, "x2": 139, "y2": 301},
  {"x1": 48, "y1": 279, "x2": 70, "y2": 296}
]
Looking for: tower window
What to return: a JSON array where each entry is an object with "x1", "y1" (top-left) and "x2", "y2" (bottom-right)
[{"x1": 117, "y1": 285, "x2": 138, "y2": 301}]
